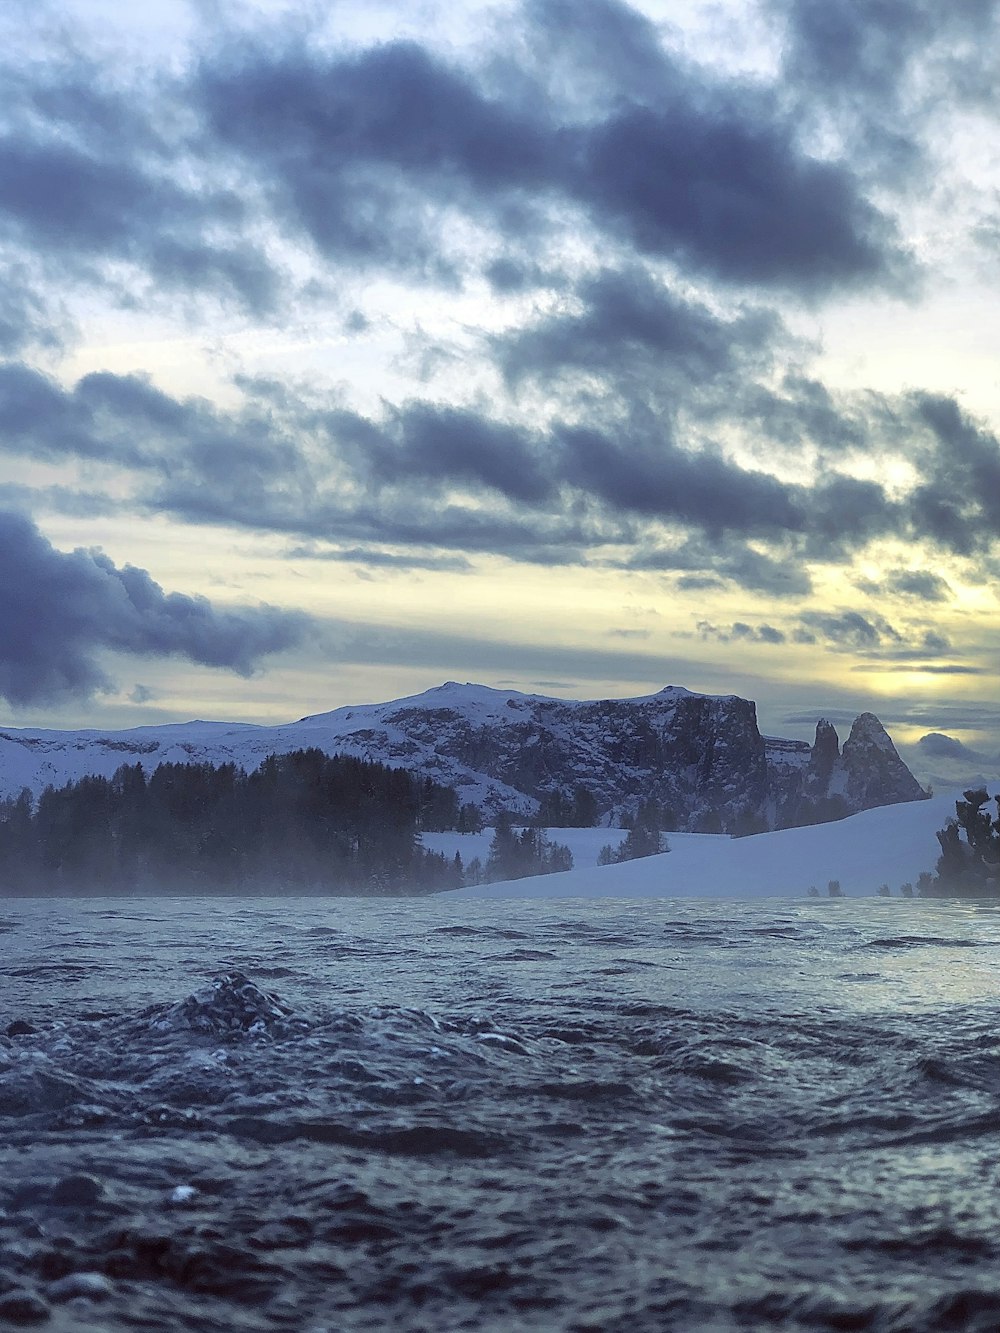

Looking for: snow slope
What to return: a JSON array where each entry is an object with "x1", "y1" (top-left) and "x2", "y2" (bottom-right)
[{"x1": 439, "y1": 785, "x2": 998, "y2": 900}]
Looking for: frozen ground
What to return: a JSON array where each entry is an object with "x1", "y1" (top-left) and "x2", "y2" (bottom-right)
[{"x1": 428, "y1": 784, "x2": 1000, "y2": 899}]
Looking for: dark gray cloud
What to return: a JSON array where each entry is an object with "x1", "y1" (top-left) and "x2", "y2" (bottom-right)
[
  {"x1": 0, "y1": 510, "x2": 310, "y2": 705},
  {"x1": 736, "y1": 375, "x2": 877, "y2": 455},
  {"x1": 774, "y1": 0, "x2": 999, "y2": 107},
  {"x1": 771, "y1": 0, "x2": 1000, "y2": 181},
  {"x1": 791, "y1": 615, "x2": 972, "y2": 671},
  {"x1": 559, "y1": 425, "x2": 802, "y2": 534},
  {"x1": 499, "y1": 267, "x2": 779, "y2": 389},
  {"x1": 0, "y1": 0, "x2": 974, "y2": 364},
  {"x1": 909, "y1": 394, "x2": 1000, "y2": 557},
  {"x1": 193, "y1": 13, "x2": 905, "y2": 296},
  {"x1": 0, "y1": 263, "x2": 63, "y2": 354},
  {"x1": 576, "y1": 100, "x2": 897, "y2": 291},
  {"x1": 0, "y1": 363, "x2": 302, "y2": 483},
  {"x1": 675, "y1": 573, "x2": 727, "y2": 592},
  {"x1": 854, "y1": 568, "x2": 954, "y2": 603},
  {"x1": 2, "y1": 361, "x2": 999, "y2": 589},
  {"x1": 697, "y1": 621, "x2": 787, "y2": 645},
  {"x1": 786, "y1": 611, "x2": 965, "y2": 664},
  {"x1": 857, "y1": 663, "x2": 986, "y2": 676},
  {"x1": 523, "y1": 0, "x2": 669, "y2": 104},
  {"x1": 283, "y1": 544, "x2": 471, "y2": 573},
  {"x1": 333, "y1": 403, "x2": 554, "y2": 504},
  {"x1": 528, "y1": 0, "x2": 906, "y2": 289},
  {"x1": 0, "y1": 138, "x2": 278, "y2": 319},
  {"x1": 196, "y1": 39, "x2": 548, "y2": 284},
  {"x1": 622, "y1": 540, "x2": 813, "y2": 597},
  {"x1": 796, "y1": 610, "x2": 900, "y2": 650},
  {"x1": 0, "y1": 62, "x2": 281, "y2": 331}
]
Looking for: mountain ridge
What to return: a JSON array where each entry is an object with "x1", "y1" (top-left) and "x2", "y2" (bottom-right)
[{"x1": 0, "y1": 681, "x2": 927, "y2": 833}]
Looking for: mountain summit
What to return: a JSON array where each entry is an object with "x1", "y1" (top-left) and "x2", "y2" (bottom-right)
[{"x1": 0, "y1": 683, "x2": 926, "y2": 833}]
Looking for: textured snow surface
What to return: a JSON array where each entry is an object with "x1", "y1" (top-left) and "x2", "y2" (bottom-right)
[{"x1": 443, "y1": 785, "x2": 999, "y2": 900}]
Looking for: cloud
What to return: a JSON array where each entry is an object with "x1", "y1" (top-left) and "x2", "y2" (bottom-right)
[
  {"x1": 770, "y1": 0, "x2": 1000, "y2": 183},
  {"x1": 908, "y1": 393, "x2": 1000, "y2": 557},
  {"x1": 0, "y1": 363, "x2": 303, "y2": 482},
  {"x1": 854, "y1": 568, "x2": 954, "y2": 602},
  {"x1": 0, "y1": 511, "x2": 311, "y2": 706},
  {"x1": 284, "y1": 544, "x2": 472, "y2": 573},
  {"x1": 498, "y1": 266, "x2": 780, "y2": 389},
  {"x1": 192, "y1": 11, "x2": 906, "y2": 297},
  {"x1": 575, "y1": 102, "x2": 899, "y2": 292},
  {"x1": 856, "y1": 663, "x2": 986, "y2": 676},
  {"x1": 0, "y1": 80, "x2": 280, "y2": 324},
  {"x1": 774, "y1": 0, "x2": 1000, "y2": 109},
  {"x1": 697, "y1": 621, "x2": 787, "y2": 645},
  {"x1": 334, "y1": 403, "x2": 554, "y2": 504},
  {"x1": 624, "y1": 541, "x2": 813, "y2": 597},
  {"x1": 796, "y1": 609, "x2": 900, "y2": 651},
  {"x1": 196, "y1": 39, "x2": 547, "y2": 284},
  {"x1": 559, "y1": 425, "x2": 802, "y2": 534},
  {"x1": 306, "y1": 614, "x2": 726, "y2": 691},
  {"x1": 917, "y1": 732, "x2": 983, "y2": 760},
  {"x1": 3, "y1": 360, "x2": 999, "y2": 596},
  {"x1": 0, "y1": 0, "x2": 975, "y2": 364},
  {"x1": 0, "y1": 263, "x2": 64, "y2": 354}
]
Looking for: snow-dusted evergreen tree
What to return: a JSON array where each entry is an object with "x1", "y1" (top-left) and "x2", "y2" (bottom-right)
[
  {"x1": 931, "y1": 788, "x2": 1000, "y2": 895},
  {"x1": 485, "y1": 816, "x2": 573, "y2": 882}
]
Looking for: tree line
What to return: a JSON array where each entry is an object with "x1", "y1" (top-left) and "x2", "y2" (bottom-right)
[{"x1": 0, "y1": 750, "x2": 476, "y2": 897}]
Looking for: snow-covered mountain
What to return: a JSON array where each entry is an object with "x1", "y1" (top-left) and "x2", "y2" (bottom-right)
[{"x1": 0, "y1": 681, "x2": 926, "y2": 832}]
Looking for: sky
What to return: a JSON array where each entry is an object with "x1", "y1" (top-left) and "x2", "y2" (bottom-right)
[{"x1": 1, "y1": 0, "x2": 999, "y2": 780}]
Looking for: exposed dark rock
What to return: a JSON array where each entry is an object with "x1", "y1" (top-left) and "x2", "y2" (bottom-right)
[
  {"x1": 0, "y1": 681, "x2": 926, "y2": 835},
  {"x1": 841, "y1": 712, "x2": 927, "y2": 811},
  {"x1": 809, "y1": 719, "x2": 840, "y2": 787}
]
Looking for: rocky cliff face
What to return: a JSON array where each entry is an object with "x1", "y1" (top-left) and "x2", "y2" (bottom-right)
[
  {"x1": 764, "y1": 712, "x2": 927, "y2": 829},
  {"x1": 841, "y1": 712, "x2": 927, "y2": 810},
  {"x1": 0, "y1": 682, "x2": 927, "y2": 833}
]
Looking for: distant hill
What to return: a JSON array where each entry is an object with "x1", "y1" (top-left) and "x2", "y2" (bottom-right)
[{"x1": 0, "y1": 681, "x2": 927, "y2": 833}]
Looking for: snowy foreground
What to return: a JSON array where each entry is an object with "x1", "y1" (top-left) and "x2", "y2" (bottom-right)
[{"x1": 425, "y1": 784, "x2": 999, "y2": 900}]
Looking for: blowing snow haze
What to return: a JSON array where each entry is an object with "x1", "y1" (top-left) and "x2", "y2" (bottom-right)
[{"x1": 0, "y1": 0, "x2": 997, "y2": 765}]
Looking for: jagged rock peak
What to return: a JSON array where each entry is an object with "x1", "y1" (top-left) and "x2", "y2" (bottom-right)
[
  {"x1": 845, "y1": 711, "x2": 896, "y2": 751},
  {"x1": 841, "y1": 711, "x2": 927, "y2": 809},
  {"x1": 812, "y1": 718, "x2": 840, "y2": 757}
]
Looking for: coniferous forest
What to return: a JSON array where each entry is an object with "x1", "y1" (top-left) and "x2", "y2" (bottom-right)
[{"x1": 0, "y1": 750, "x2": 472, "y2": 897}]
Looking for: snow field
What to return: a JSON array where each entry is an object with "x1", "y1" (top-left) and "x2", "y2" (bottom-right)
[{"x1": 433, "y1": 785, "x2": 999, "y2": 899}]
